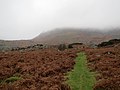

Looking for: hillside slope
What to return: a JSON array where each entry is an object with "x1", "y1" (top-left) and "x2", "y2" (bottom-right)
[
  {"x1": 0, "y1": 28, "x2": 120, "y2": 49},
  {"x1": 33, "y1": 28, "x2": 120, "y2": 45},
  {"x1": 0, "y1": 40, "x2": 36, "y2": 51}
]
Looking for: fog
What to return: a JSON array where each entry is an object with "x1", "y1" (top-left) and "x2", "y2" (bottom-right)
[{"x1": 0, "y1": 0, "x2": 120, "y2": 40}]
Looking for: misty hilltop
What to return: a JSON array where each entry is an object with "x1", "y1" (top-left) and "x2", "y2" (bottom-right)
[
  {"x1": 0, "y1": 28, "x2": 120, "y2": 49},
  {"x1": 33, "y1": 28, "x2": 120, "y2": 45}
]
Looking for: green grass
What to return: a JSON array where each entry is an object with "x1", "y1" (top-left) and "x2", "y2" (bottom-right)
[
  {"x1": 66, "y1": 52, "x2": 96, "y2": 90},
  {"x1": 0, "y1": 76, "x2": 22, "y2": 84},
  {"x1": 5, "y1": 76, "x2": 22, "y2": 83}
]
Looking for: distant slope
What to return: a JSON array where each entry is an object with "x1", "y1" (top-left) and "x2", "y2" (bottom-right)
[
  {"x1": 33, "y1": 28, "x2": 120, "y2": 45},
  {"x1": 0, "y1": 40, "x2": 36, "y2": 51},
  {"x1": 106, "y1": 29, "x2": 120, "y2": 39},
  {"x1": 0, "y1": 28, "x2": 120, "y2": 50}
]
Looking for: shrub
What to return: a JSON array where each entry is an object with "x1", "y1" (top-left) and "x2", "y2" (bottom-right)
[{"x1": 58, "y1": 44, "x2": 67, "y2": 51}]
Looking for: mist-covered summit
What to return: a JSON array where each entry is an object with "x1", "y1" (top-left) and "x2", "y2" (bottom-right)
[
  {"x1": 0, "y1": 28, "x2": 120, "y2": 50},
  {"x1": 33, "y1": 28, "x2": 120, "y2": 44}
]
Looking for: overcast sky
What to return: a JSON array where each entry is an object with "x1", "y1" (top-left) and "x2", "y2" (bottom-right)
[{"x1": 0, "y1": 0, "x2": 120, "y2": 40}]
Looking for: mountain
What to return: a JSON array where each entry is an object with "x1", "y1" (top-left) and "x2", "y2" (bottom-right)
[
  {"x1": 105, "y1": 29, "x2": 120, "y2": 38},
  {"x1": 33, "y1": 28, "x2": 120, "y2": 45},
  {"x1": 0, "y1": 28, "x2": 120, "y2": 50}
]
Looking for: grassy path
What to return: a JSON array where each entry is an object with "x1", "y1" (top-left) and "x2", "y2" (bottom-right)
[{"x1": 66, "y1": 53, "x2": 96, "y2": 90}]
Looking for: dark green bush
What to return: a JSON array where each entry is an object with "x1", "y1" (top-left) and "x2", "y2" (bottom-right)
[{"x1": 58, "y1": 44, "x2": 67, "y2": 51}]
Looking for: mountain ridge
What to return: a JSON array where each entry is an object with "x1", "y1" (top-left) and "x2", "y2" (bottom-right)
[
  {"x1": 0, "y1": 28, "x2": 120, "y2": 49},
  {"x1": 33, "y1": 28, "x2": 120, "y2": 45}
]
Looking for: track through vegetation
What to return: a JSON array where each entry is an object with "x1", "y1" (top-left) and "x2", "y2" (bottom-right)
[
  {"x1": 0, "y1": 43, "x2": 120, "y2": 90},
  {"x1": 66, "y1": 52, "x2": 96, "y2": 90}
]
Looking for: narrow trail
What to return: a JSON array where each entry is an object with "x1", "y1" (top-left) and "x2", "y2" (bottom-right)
[{"x1": 66, "y1": 52, "x2": 96, "y2": 90}]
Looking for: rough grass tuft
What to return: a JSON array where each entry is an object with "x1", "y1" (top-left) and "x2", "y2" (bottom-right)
[
  {"x1": 5, "y1": 76, "x2": 21, "y2": 83},
  {"x1": 2, "y1": 76, "x2": 22, "y2": 83}
]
